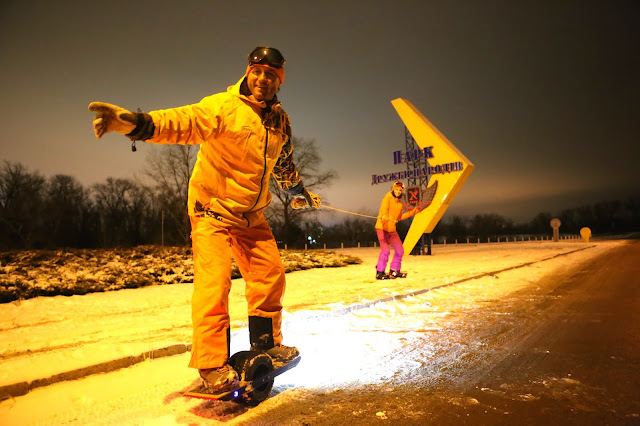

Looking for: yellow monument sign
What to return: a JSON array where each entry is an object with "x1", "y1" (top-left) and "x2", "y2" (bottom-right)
[{"x1": 390, "y1": 98, "x2": 475, "y2": 254}]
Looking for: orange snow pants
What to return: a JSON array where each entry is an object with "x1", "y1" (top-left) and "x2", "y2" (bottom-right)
[{"x1": 188, "y1": 215, "x2": 286, "y2": 369}]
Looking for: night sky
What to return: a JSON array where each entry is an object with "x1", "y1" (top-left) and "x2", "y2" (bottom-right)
[{"x1": 1, "y1": 1, "x2": 638, "y2": 223}]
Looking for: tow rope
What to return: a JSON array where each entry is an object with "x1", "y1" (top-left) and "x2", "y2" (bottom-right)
[{"x1": 320, "y1": 205, "x2": 378, "y2": 220}]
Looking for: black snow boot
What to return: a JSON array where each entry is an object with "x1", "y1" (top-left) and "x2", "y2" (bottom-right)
[
  {"x1": 265, "y1": 345, "x2": 299, "y2": 364},
  {"x1": 249, "y1": 316, "x2": 299, "y2": 364},
  {"x1": 376, "y1": 270, "x2": 391, "y2": 280},
  {"x1": 389, "y1": 269, "x2": 407, "y2": 279}
]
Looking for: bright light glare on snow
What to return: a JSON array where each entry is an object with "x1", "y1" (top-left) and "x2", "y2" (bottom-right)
[
  {"x1": 276, "y1": 296, "x2": 439, "y2": 389},
  {"x1": 225, "y1": 299, "x2": 438, "y2": 389}
]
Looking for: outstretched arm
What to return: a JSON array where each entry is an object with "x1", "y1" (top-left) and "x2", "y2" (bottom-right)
[{"x1": 400, "y1": 205, "x2": 422, "y2": 221}]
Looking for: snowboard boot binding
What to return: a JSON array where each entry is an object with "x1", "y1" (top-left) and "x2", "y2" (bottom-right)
[
  {"x1": 376, "y1": 270, "x2": 391, "y2": 280},
  {"x1": 389, "y1": 269, "x2": 407, "y2": 279},
  {"x1": 199, "y1": 364, "x2": 239, "y2": 391},
  {"x1": 249, "y1": 316, "x2": 299, "y2": 364}
]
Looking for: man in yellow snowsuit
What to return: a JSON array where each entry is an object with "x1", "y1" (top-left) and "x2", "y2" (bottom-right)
[
  {"x1": 89, "y1": 47, "x2": 320, "y2": 391},
  {"x1": 374, "y1": 181, "x2": 419, "y2": 280}
]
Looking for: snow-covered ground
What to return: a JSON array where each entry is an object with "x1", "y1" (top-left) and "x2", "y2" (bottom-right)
[{"x1": 0, "y1": 240, "x2": 622, "y2": 424}]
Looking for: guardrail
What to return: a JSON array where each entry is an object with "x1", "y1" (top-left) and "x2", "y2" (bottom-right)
[{"x1": 279, "y1": 234, "x2": 583, "y2": 250}]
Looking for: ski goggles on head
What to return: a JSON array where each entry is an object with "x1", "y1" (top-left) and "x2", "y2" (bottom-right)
[
  {"x1": 393, "y1": 181, "x2": 405, "y2": 189},
  {"x1": 248, "y1": 47, "x2": 286, "y2": 68}
]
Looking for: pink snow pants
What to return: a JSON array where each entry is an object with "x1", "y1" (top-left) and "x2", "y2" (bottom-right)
[{"x1": 376, "y1": 229, "x2": 404, "y2": 272}]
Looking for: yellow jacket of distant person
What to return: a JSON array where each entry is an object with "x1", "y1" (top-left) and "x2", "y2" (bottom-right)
[
  {"x1": 142, "y1": 77, "x2": 303, "y2": 227},
  {"x1": 375, "y1": 192, "x2": 415, "y2": 233}
]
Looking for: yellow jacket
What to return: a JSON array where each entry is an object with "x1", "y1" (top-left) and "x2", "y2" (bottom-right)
[
  {"x1": 146, "y1": 77, "x2": 302, "y2": 227},
  {"x1": 375, "y1": 192, "x2": 416, "y2": 233}
]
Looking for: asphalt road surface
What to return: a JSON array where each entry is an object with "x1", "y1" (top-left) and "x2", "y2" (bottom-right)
[{"x1": 246, "y1": 240, "x2": 640, "y2": 425}]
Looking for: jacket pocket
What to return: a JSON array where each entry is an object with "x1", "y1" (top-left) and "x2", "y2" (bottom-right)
[{"x1": 237, "y1": 126, "x2": 253, "y2": 152}]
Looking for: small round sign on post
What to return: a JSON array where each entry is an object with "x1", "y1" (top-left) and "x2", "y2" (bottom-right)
[
  {"x1": 580, "y1": 227, "x2": 591, "y2": 243},
  {"x1": 550, "y1": 218, "x2": 561, "y2": 242}
]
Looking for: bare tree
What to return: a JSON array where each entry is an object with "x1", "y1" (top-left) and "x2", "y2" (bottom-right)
[
  {"x1": 0, "y1": 161, "x2": 46, "y2": 249},
  {"x1": 339, "y1": 217, "x2": 374, "y2": 247},
  {"x1": 265, "y1": 136, "x2": 337, "y2": 246},
  {"x1": 92, "y1": 177, "x2": 155, "y2": 247},
  {"x1": 143, "y1": 145, "x2": 198, "y2": 245},
  {"x1": 42, "y1": 174, "x2": 90, "y2": 247}
]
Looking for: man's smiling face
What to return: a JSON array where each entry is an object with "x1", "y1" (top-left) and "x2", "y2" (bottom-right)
[{"x1": 247, "y1": 66, "x2": 280, "y2": 101}]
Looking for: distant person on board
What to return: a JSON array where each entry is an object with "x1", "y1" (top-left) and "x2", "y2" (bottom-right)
[
  {"x1": 374, "y1": 181, "x2": 420, "y2": 280},
  {"x1": 88, "y1": 46, "x2": 320, "y2": 392}
]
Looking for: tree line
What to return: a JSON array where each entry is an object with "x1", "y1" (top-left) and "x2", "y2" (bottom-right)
[
  {"x1": 1, "y1": 147, "x2": 638, "y2": 251},
  {"x1": 0, "y1": 137, "x2": 336, "y2": 250},
  {"x1": 0, "y1": 161, "x2": 175, "y2": 250},
  {"x1": 430, "y1": 199, "x2": 639, "y2": 244},
  {"x1": 288, "y1": 194, "x2": 639, "y2": 250}
]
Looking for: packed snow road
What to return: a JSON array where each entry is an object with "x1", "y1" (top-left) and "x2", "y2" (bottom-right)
[{"x1": 1, "y1": 240, "x2": 638, "y2": 424}]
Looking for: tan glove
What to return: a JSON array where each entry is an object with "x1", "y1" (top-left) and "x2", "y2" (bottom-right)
[
  {"x1": 291, "y1": 189, "x2": 321, "y2": 209},
  {"x1": 88, "y1": 102, "x2": 138, "y2": 138}
]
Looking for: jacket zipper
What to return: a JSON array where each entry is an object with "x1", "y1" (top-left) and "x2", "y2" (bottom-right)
[{"x1": 244, "y1": 123, "x2": 269, "y2": 227}]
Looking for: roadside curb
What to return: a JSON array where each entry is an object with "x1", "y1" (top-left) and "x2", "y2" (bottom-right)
[{"x1": 0, "y1": 343, "x2": 191, "y2": 401}]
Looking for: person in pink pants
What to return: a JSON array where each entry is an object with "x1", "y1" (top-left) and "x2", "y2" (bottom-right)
[{"x1": 374, "y1": 181, "x2": 420, "y2": 280}]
